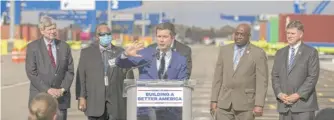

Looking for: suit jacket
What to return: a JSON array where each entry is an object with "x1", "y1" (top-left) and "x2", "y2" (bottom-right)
[
  {"x1": 211, "y1": 43, "x2": 269, "y2": 111},
  {"x1": 75, "y1": 43, "x2": 132, "y2": 118},
  {"x1": 148, "y1": 40, "x2": 192, "y2": 77},
  {"x1": 272, "y1": 43, "x2": 319, "y2": 113},
  {"x1": 116, "y1": 47, "x2": 187, "y2": 120},
  {"x1": 25, "y1": 39, "x2": 74, "y2": 109},
  {"x1": 116, "y1": 47, "x2": 188, "y2": 80}
]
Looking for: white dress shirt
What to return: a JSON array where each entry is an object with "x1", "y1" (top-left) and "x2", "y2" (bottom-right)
[
  {"x1": 288, "y1": 41, "x2": 302, "y2": 62},
  {"x1": 44, "y1": 38, "x2": 57, "y2": 64}
]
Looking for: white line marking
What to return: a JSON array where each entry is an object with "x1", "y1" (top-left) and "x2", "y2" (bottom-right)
[{"x1": 1, "y1": 81, "x2": 30, "y2": 90}]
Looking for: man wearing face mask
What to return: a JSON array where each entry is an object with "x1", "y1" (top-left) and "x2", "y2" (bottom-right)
[
  {"x1": 76, "y1": 23, "x2": 133, "y2": 120},
  {"x1": 25, "y1": 16, "x2": 74, "y2": 120}
]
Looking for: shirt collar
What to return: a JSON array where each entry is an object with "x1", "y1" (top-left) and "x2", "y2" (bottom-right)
[
  {"x1": 44, "y1": 37, "x2": 55, "y2": 45},
  {"x1": 234, "y1": 43, "x2": 248, "y2": 51},
  {"x1": 99, "y1": 44, "x2": 112, "y2": 52},
  {"x1": 156, "y1": 47, "x2": 172, "y2": 59},
  {"x1": 289, "y1": 41, "x2": 302, "y2": 50}
]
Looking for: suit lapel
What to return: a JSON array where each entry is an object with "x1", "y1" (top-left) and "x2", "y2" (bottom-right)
[
  {"x1": 166, "y1": 51, "x2": 177, "y2": 79},
  {"x1": 108, "y1": 45, "x2": 120, "y2": 77},
  {"x1": 282, "y1": 47, "x2": 289, "y2": 75},
  {"x1": 150, "y1": 55, "x2": 159, "y2": 79},
  {"x1": 91, "y1": 44, "x2": 104, "y2": 72},
  {"x1": 227, "y1": 45, "x2": 235, "y2": 76},
  {"x1": 233, "y1": 44, "x2": 251, "y2": 76},
  {"x1": 54, "y1": 40, "x2": 61, "y2": 73},
  {"x1": 288, "y1": 43, "x2": 304, "y2": 74},
  {"x1": 40, "y1": 39, "x2": 55, "y2": 73}
]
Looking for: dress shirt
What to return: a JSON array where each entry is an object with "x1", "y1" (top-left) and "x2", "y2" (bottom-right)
[{"x1": 44, "y1": 38, "x2": 57, "y2": 64}]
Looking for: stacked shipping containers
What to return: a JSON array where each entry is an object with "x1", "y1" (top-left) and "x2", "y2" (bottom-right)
[
  {"x1": 279, "y1": 14, "x2": 334, "y2": 46},
  {"x1": 259, "y1": 14, "x2": 334, "y2": 47}
]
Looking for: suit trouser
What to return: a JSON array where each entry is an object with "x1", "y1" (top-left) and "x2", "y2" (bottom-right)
[
  {"x1": 57, "y1": 109, "x2": 67, "y2": 120},
  {"x1": 88, "y1": 86, "x2": 120, "y2": 120},
  {"x1": 279, "y1": 111, "x2": 315, "y2": 120},
  {"x1": 88, "y1": 101, "x2": 116, "y2": 120},
  {"x1": 216, "y1": 105, "x2": 254, "y2": 120}
]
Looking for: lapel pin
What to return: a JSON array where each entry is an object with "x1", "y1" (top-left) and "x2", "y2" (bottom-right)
[
  {"x1": 246, "y1": 51, "x2": 250, "y2": 54},
  {"x1": 298, "y1": 52, "x2": 301, "y2": 55}
]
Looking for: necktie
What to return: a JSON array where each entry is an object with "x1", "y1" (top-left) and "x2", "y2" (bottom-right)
[
  {"x1": 233, "y1": 48, "x2": 243, "y2": 70},
  {"x1": 288, "y1": 48, "x2": 295, "y2": 70},
  {"x1": 102, "y1": 50, "x2": 108, "y2": 75},
  {"x1": 47, "y1": 44, "x2": 56, "y2": 68},
  {"x1": 158, "y1": 52, "x2": 166, "y2": 79}
]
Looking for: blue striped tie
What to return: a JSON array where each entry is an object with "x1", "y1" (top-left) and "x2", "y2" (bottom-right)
[{"x1": 288, "y1": 48, "x2": 295, "y2": 70}]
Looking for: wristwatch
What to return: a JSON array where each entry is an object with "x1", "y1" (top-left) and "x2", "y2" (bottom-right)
[{"x1": 61, "y1": 88, "x2": 65, "y2": 93}]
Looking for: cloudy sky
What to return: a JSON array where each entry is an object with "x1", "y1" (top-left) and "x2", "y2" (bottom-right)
[
  {"x1": 119, "y1": 1, "x2": 334, "y2": 28},
  {"x1": 20, "y1": 1, "x2": 334, "y2": 29}
]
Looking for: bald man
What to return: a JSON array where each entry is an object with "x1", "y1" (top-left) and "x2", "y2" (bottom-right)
[
  {"x1": 76, "y1": 23, "x2": 132, "y2": 120},
  {"x1": 210, "y1": 24, "x2": 269, "y2": 120}
]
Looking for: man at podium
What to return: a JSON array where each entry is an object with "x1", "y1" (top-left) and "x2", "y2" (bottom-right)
[{"x1": 116, "y1": 22, "x2": 188, "y2": 120}]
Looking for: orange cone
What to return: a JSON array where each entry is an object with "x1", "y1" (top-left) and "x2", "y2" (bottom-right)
[
  {"x1": 11, "y1": 48, "x2": 20, "y2": 63},
  {"x1": 19, "y1": 49, "x2": 26, "y2": 63}
]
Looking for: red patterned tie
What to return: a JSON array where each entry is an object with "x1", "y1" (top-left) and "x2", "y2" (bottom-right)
[{"x1": 48, "y1": 43, "x2": 56, "y2": 68}]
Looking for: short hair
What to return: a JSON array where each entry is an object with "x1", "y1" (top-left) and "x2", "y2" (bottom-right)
[
  {"x1": 286, "y1": 20, "x2": 304, "y2": 32},
  {"x1": 39, "y1": 16, "x2": 56, "y2": 30},
  {"x1": 155, "y1": 22, "x2": 176, "y2": 36},
  {"x1": 95, "y1": 23, "x2": 109, "y2": 36},
  {"x1": 28, "y1": 93, "x2": 58, "y2": 120}
]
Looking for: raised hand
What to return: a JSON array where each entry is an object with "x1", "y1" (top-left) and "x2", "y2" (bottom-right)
[{"x1": 125, "y1": 41, "x2": 145, "y2": 57}]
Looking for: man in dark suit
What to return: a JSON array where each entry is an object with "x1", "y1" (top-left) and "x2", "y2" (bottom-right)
[
  {"x1": 272, "y1": 20, "x2": 320, "y2": 120},
  {"x1": 148, "y1": 35, "x2": 192, "y2": 77},
  {"x1": 25, "y1": 16, "x2": 74, "y2": 120},
  {"x1": 116, "y1": 22, "x2": 188, "y2": 120},
  {"x1": 76, "y1": 23, "x2": 132, "y2": 120}
]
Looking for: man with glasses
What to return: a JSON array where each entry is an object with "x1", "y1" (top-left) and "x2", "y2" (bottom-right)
[{"x1": 76, "y1": 23, "x2": 133, "y2": 120}]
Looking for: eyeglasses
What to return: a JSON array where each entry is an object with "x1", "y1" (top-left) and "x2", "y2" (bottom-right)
[{"x1": 98, "y1": 32, "x2": 111, "y2": 36}]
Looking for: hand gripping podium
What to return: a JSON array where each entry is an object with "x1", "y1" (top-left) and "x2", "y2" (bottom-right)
[{"x1": 123, "y1": 79, "x2": 196, "y2": 120}]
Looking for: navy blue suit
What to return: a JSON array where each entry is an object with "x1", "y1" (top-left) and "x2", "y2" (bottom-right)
[
  {"x1": 116, "y1": 47, "x2": 188, "y2": 120},
  {"x1": 116, "y1": 47, "x2": 188, "y2": 80}
]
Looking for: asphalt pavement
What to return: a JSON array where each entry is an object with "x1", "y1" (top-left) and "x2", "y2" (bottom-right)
[{"x1": 1, "y1": 45, "x2": 334, "y2": 120}]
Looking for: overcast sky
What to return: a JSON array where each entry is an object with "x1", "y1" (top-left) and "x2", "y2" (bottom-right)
[
  {"x1": 119, "y1": 1, "x2": 334, "y2": 28},
  {"x1": 21, "y1": 1, "x2": 334, "y2": 29}
]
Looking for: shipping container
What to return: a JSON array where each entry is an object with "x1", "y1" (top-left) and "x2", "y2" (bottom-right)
[
  {"x1": 15, "y1": 25, "x2": 22, "y2": 39},
  {"x1": 1, "y1": 25, "x2": 22, "y2": 40},
  {"x1": 1, "y1": 25, "x2": 10, "y2": 40},
  {"x1": 29, "y1": 25, "x2": 41, "y2": 41},
  {"x1": 269, "y1": 17, "x2": 279, "y2": 43},
  {"x1": 21, "y1": 24, "x2": 30, "y2": 41},
  {"x1": 259, "y1": 21, "x2": 267, "y2": 40},
  {"x1": 279, "y1": 14, "x2": 334, "y2": 43}
]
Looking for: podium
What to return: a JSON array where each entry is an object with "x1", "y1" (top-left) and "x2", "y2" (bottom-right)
[{"x1": 123, "y1": 79, "x2": 196, "y2": 120}]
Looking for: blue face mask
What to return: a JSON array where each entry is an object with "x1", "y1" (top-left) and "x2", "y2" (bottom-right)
[{"x1": 99, "y1": 35, "x2": 112, "y2": 47}]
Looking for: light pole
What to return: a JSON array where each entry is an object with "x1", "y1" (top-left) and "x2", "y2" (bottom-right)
[
  {"x1": 108, "y1": 0, "x2": 112, "y2": 30},
  {"x1": 9, "y1": 0, "x2": 15, "y2": 43}
]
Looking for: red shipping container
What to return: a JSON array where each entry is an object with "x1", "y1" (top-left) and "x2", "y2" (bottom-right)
[
  {"x1": 1, "y1": 25, "x2": 10, "y2": 40},
  {"x1": 259, "y1": 21, "x2": 267, "y2": 40},
  {"x1": 21, "y1": 24, "x2": 30, "y2": 41},
  {"x1": 279, "y1": 14, "x2": 334, "y2": 43},
  {"x1": 1, "y1": 25, "x2": 22, "y2": 40},
  {"x1": 14, "y1": 25, "x2": 22, "y2": 39},
  {"x1": 29, "y1": 25, "x2": 41, "y2": 41}
]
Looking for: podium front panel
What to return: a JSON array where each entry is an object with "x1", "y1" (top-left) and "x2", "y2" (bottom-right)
[{"x1": 126, "y1": 86, "x2": 193, "y2": 120}]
